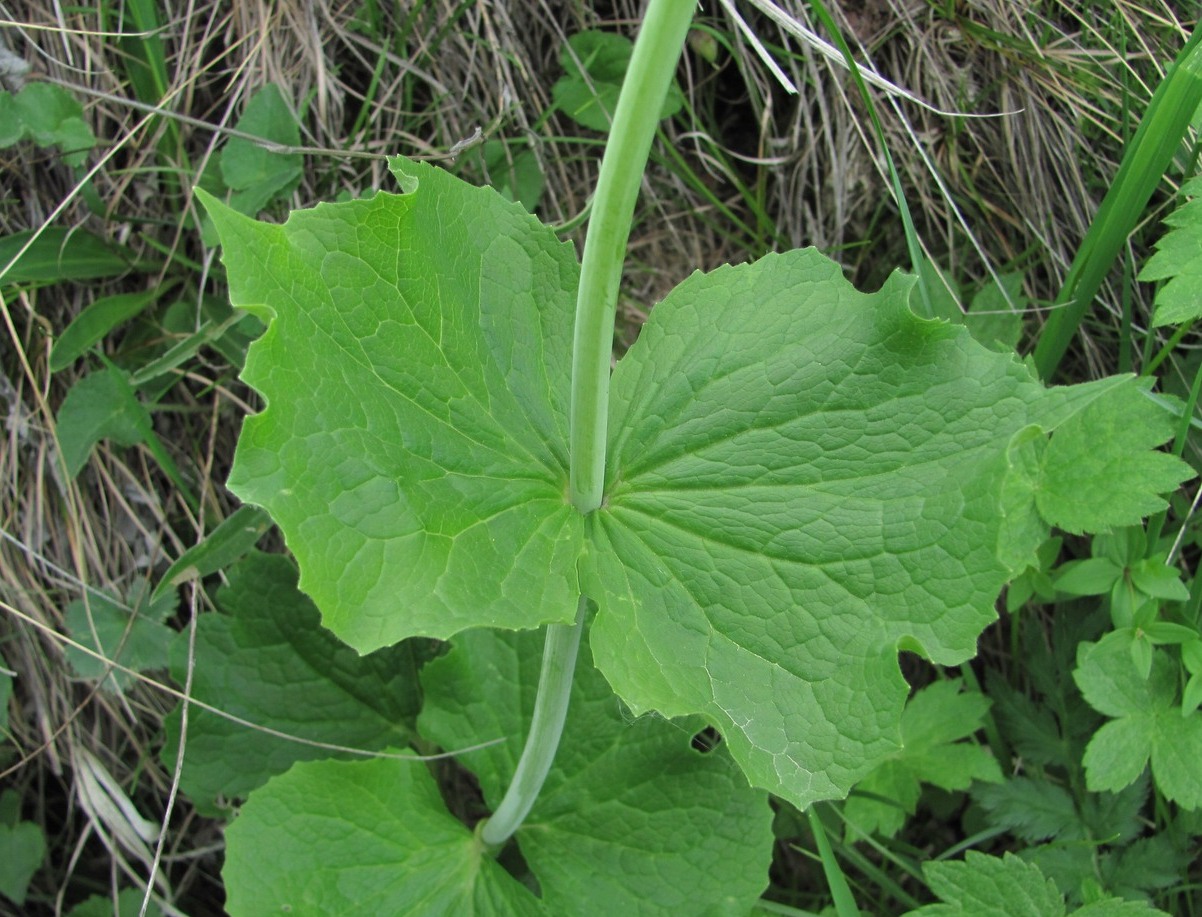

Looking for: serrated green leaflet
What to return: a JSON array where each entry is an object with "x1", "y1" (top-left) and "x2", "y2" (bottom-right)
[
  {"x1": 903, "y1": 851, "x2": 1169, "y2": 917},
  {"x1": 162, "y1": 552, "x2": 421, "y2": 814},
  {"x1": 1035, "y1": 382, "x2": 1187, "y2": 533},
  {"x1": 419, "y1": 627, "x2": 773, "y2": 917},
  {"x1": 843, "y1": 680, "x2": 1001, "y2": 839},
  {"x1": 1074, "y1": 633, "x2": 1202, "y2": 808},
  {"x1": 1138, "y1": 174, "x2": 1202, "y2": 327},
  {"x1": 54, "y1": 366, "x2": 154, "y2": 478},
  {"x1": 222, "y1": 754, "x2": 550, "y2": 916},
  {"x1": 204, "y1": 155, "x2": 1191, "y2": 814}
]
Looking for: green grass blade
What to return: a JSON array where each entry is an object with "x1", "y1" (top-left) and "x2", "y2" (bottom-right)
[
  {"x1": 1033, "y1": 25, "x2": 1202, "y2": 380},
  {"x1": 806, "y1": 805, "x2": 861, "y2": 917}
]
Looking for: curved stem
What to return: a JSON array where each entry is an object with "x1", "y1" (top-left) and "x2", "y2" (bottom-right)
[
  {"x1": 569, "y1": 0, "x2": 698, "y2": 513},
  {"x1": 479, "y1": 0, "x2": 696, "y2": 846},
  {"x1": 480, "y1": 597, "x2": 587, "y2": 845}
]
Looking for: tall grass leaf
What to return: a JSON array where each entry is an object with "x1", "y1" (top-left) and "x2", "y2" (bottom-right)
[
  {"x1": 0, "y1": 228, "x2": 136, "y2": 284},
  {"x1": 1033, "y1": 26, "x2": 1202, "y2": 379},
  {"x1": 49, "y1": 287, "x2": 167, "y2": 372},
  {"x1": 152, "y1": 505, "x2": 272, "y2": 599}
]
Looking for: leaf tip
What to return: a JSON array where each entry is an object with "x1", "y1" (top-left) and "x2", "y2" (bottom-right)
[{"x1": 387, "y1": 155, "x2": 421, "y2": 194}]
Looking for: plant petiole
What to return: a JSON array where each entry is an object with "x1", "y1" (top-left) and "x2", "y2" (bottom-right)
[{"x1": 478, "y1": 0, "x2": 697, "y2": 845}]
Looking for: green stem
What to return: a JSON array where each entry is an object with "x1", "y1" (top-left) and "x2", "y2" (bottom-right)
[
  {"x1": 480, "y1": 0, "x2": 696, "y2": 845},
  {"x1": 480, "y1": 597, "x2": 588, "y2": 845},
  {"x1": 570, "y1": 0, "x2": 697, "y2": 513}
]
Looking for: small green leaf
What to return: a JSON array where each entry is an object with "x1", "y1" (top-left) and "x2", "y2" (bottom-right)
[
  {"x1": 984, "y1": 672, "x2": 1074, "y2": 769},
  {"x1": 1128, "y1": 631, "x2": 1153, "y2": 680},
  {"x1": 471, "y1": 140, "x2": 545, "y2": 212},
  {"x1": 1054, "y1": 558, "x2": 1122, "y2": 596},
  {"x1": 1183, "y1": 638, "x2": 1202, "y2": 672},
  {"x1": 219, "y1": 84, "x2": 303, "y2": 215},
  {"x1": 553, "y1": 30, "x2": 684, "y2": 132},
  {"x1": 906, "y1": 851, "x2": 1065, "y2": 916},
  {"x1": 1129, "y1": 558, "x2": 1189, "y2": 602},
  {"x1": 1183, "y1": 673, "x2": 1202, "y2": 716},
  {"x1": 1036, "y1": 383, "x2": 1192, "y2": 533},
  {"x1": 1101, "y1": 835, "x2": 1191, "y2": 902},
  {"x1": 1142, "y1": 621, "x2": 1197, "y2": 644},
  {"x1": 0, "y1": 821, "x2": 45, "y2": 906},
  {"x1": 419, "y1": 628, "x2": 774, "y2": 917},
  {"x1": 54, "y1": 366, "x2": 155, "y2": 478},
  {"x1": 975, "y1": 778, "x2": 1081, "y2": 843},
  {"x1": 0, "y1": 82, "x2": 95, "y2": 167},
  {"x1": 64, "y1": 583, "x2": 175, "y2": 693},
  {"x1": 162, "y1": 552, "x2": 422, "y2": 814},
  {"x1": 1078, "y1": 776, "x2": 1147, "y2": 846},
  {"x1": 905, "y1": 851, "x2": 1168, "y2": 916},
  {"x1": 1096, "y1": 528, "x2": 1147, "y2": 567},
  {"x1": 223, "y1": 755, "x2": 550, "y2": 916}
]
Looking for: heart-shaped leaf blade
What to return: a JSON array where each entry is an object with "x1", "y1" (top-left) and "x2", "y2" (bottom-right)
[{"x1": 200, "y1": 158, "x2": 584, "y2": 652}]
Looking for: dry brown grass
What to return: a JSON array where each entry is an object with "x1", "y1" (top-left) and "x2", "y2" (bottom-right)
[{"x1": 0, "y1": 1, "x2": 1194, "y2": 913}]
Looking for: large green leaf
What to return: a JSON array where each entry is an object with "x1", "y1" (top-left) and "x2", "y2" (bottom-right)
[
  {"x1": 200, "y1": 159, "x2": 584, "y2": 651},
  {"x1": 162, "y1": 552, "x2": 422, "y2": 814},
  {"x1": 222, "y1": 754, "x2": 550, "y2": 916},
  {"x1": 419, "y1": 627, "x2": 774, "y2": 917},
  {"x1": 204, "y1": 158, "x2": 1191, "y2": 813},
  {"x1": 584, "y1": 251, "x2": 1188, "y2": 807}
]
